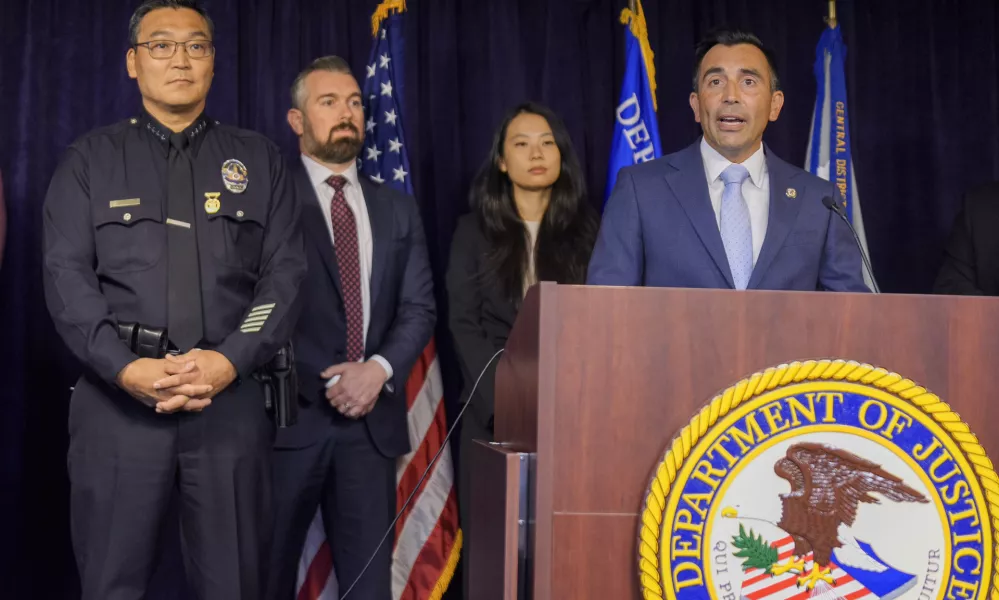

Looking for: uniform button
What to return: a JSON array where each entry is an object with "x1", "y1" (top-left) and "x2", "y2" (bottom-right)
[
  {"x1": 123, "y1": 213, "x2": 132, "y2": 222},
  {"x1": 236, "y1": 210, "x2": 245, "y2": 218},
  {"x1": 129, "y1": 118, "x2": 138, "y2": 125}
]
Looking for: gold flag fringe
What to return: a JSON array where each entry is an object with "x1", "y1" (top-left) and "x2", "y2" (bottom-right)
[
  {"x1": 372, "y1": 0, "x2": 407, "y2": 38},
  {"x1": 619, "y1": 0, "x2": 658, "y2": 112}
]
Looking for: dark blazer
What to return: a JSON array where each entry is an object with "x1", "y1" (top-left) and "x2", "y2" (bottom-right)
[
  {"x1": 275, "y1": 159, "x2": 436, "y2": 457},
  {"x1": 934, "y1": 183, "x2": 999, "y2": 295},
  {"x1": 446, "y1": 214, "x2": 518, "y2": 430},
  {"x1": 587, "y1": 140, "x2": 869, "y2": 292}
]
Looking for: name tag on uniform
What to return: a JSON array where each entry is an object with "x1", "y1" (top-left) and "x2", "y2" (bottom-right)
[{"x1": 109, "y1": 198, "x2": 141, "y2": 208}]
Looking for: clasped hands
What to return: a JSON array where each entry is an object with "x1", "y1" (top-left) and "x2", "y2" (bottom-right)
[
  {"x1": 116, "y1": 349, "x2": 237, "y2": 414},
  {"x1": 322, "y1": 361, "x2": 389, "y2": 420}
]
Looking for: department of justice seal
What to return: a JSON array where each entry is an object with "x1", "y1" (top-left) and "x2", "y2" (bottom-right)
[{"x1": 639, "y1": 360, "x2": 999, "y2": 600}]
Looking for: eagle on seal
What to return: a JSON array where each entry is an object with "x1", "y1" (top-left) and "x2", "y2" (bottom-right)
[{"x1": 771, "y1": 442, "x2": 929, "y2": 588}]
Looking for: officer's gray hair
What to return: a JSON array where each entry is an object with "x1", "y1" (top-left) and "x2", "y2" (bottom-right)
[
  {"x1": 129, "y1": 0, "x2": 215, "y2": 47},
  {"x1": 291, "y1": 56, "x2": 354, "y2": 110}
]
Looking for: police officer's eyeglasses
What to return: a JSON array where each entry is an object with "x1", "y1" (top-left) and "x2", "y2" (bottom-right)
[{"x1": 134, "y1": 40, "x2": 215, "y2": 60}]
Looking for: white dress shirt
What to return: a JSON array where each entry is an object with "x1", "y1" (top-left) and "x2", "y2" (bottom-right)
[
  {"x1": 700, "y1": 138, "x2": 770, "y2": 265},
  {"x1": 523, "y1": 220, "x2": 541, "y2": 296},
  {"x1": 301, "y1": 154, "x2": 393, "y2": 380}
]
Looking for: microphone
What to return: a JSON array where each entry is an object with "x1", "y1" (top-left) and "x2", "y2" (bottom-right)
[{"x1": 821, "y1": 195, "x2": 880, "y2": 294}]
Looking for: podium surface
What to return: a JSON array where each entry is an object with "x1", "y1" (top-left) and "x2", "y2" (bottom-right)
[{"x1": 470, "y1": 283, "x2": 999, "y2": 600}]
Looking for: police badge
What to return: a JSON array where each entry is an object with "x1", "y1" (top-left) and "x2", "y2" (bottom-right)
[
  {"x1": 639, "y1": 360, "x2": 998, "y2": 600},
  {"x1": 221, "y1": 159, "x2": 248, "y2": 193}
]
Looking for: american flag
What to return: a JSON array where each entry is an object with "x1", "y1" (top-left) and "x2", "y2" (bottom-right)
[{"x1": 295, "y1": 1, "x2": 462, "y2": 599}]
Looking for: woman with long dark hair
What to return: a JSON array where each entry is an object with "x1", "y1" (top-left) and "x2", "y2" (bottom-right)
[{"x1": 447, "y1": 102, "x2": 598, "y2": 589}]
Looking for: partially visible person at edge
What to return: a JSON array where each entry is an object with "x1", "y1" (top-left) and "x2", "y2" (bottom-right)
[
  {"x1": 934, "y1": 182, "x2": 999, "y2": 295},
  {"x1": 446, "y1": 101, "x2": 598, "y2": 596}
]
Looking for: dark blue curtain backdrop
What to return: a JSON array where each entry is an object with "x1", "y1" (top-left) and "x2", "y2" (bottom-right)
[{"x1": 3, "y1": 0, "x2": 999, "y2": 597}]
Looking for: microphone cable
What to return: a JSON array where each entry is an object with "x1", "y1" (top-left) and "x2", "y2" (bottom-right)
[
  {"x1": 822, "y1": 195, "x2": 881, "y2": 293},
  {"x1": 340, "y1": 347, "x2": 506, "y2": 598}
]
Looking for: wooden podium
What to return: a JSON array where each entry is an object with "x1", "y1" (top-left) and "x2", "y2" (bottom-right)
[{"x1": 467, "y1": 283, "x2": 999, "y2": 599}]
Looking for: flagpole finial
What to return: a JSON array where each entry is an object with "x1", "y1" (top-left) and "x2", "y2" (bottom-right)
[{"x1": 825, "y1": 0, "x2": 838, "y2": 29}]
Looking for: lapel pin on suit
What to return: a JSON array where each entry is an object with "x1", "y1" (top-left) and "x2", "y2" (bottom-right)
[{"x1": 786, "y1": 188, "x2": 797, "y2": 199}]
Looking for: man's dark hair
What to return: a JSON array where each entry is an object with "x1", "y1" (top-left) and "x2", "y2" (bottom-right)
[
  {"x1": 290, "y1": 56, "x2": 354, "y2": 110},
  {"x1": 692, "y1": 28, "x2": 780, "y2": 93},
  {"x1": 129, "y1": 0, "x2": 215, "y2": 46}
]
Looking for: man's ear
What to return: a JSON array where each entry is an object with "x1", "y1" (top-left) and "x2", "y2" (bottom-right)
[
  {"x1": 769, "y1": 90, "x2": 785, "y2": 122},
  {"x1": 287, "y1": 108, "x2": 304, "y2": 136},
  {"x1": 689, "y1": 92, "x2": 702, "y2": 124},
  {"x1": 126, "y1": 47, "x2": 138, "y2": 80}
]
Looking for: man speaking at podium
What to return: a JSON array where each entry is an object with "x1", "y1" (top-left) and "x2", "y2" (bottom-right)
[{"x1": 588, "y1": 29, "x2": 868, "y2": 293}]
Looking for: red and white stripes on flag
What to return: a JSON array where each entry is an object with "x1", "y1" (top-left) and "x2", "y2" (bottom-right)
[
  {"x1": 295, "y1": 340, "x2": 462, "y2": 600},
  {"x1": 741, "y1": 536, "x2": 876, "y2": 600}
]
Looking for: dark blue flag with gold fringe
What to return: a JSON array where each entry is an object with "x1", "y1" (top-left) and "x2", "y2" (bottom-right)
[{"x1": 605, "y1": 0, "x2": 662, "y2": 207}]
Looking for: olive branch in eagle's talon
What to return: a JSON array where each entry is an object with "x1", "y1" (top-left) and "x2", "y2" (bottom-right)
[
  {"x1": 730, "y1": 524, "x2": 781, "y2": 575},
  {"x1": 725, "y1": 510, "x2": 804, "y2": 577}
]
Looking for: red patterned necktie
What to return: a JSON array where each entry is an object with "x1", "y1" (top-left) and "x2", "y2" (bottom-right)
[{"x1": 326, "y1": 175, "x2": 364, "y2": 362}]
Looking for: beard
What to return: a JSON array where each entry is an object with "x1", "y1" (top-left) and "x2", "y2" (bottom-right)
[{"x1": 306, "y1": 119, "x2": 363, "y2": 164}]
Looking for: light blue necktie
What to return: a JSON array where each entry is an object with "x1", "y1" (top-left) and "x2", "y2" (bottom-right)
[{"x1": 719, "y1": 164, "x2": 753, "y2": 289}]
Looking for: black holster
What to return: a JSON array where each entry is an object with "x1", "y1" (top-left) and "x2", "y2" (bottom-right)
[
  {"x1": 254, "y1": 344, "x2": 299, "y2": 428},
  {"x1": 116, "y1": 321, "x2": 169, "y2": 359}
]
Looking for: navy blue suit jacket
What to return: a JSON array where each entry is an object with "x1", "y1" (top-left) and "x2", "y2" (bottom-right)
[
  {"x1": 587, "y1": 141, "x2": 869, "y2": 292},
  {"x1": 275, "y1": 160, "x2": 436, "y2": 456}
]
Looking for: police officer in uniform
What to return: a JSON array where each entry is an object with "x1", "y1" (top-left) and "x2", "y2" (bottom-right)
[{"x1": 41, "y1": 1, "x2": 306, "y2": 599}]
